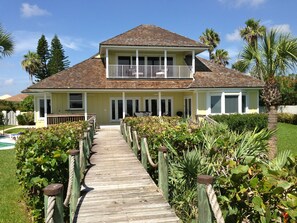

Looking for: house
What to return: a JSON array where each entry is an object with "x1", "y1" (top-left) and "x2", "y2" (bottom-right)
[
  {"x1": 5, "y1": 93, "x2": 28, "y2": 102},
  {"x1": 23, "y1": 25, "x2": 264, "y2": 127}
]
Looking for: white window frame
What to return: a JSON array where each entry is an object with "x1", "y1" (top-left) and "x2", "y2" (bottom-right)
[
  {"x1": 37, "y1": 97, "x2": 52, "y2": 120},
  {"x1": 144, "y1": 97, "x2": 173, "y2": 116},
  {"x1": 68, "y1": 93, "x2": 84, "y2": 110},
  {"x1": 110, "y1": 97, "x2": 140, "y2": 122},
  {"x1": 184, "y1": 96, "x2": 192, "y2": 117},
  {"x1": 207, "y1": 91, "x2": 247, "y2": 115}
]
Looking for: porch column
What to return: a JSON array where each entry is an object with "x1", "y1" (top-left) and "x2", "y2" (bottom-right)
[
  {"x1": 238, "y1": 91, "x2": 242, "y2": 114},
  {"x1": 84, "y1": 92, "x2": 88, "y2": 120},
  {"x1": 158, "y1": 92, "x2": 162, "y2": 117},
  {"x1": 196, "y1": 91, "x2": 199, "y2": 115},
  {"x1": 164, "y1": 50, "x2": 167, "y2": 78},
  {"x1": 221, "y1": 92, "x2": 225, "y2": 114},
  {"x1": 122, "y1": 92, "x2": 126, "y2": 118},
  {"x1": 136, "y1": 49, "x2": 139, "y2": 78},
  {"x1": 192, "y1": 50, "x2": 195, "y2": 78},
  {"x1": 256, "y1": 91, "x2": 260, "y2": 113},
  {"x1": 44, "y1": 93, "x2": 47, "y2": 127},
  {"x1": 106, "y1": 48, "x2": 109, "y2": 78}
]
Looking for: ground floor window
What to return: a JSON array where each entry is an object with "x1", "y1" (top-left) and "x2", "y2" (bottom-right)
[
  {"x1": 69, "y1": 93, "x2": 83, "y2": 109},
  {"x1": 210, "y1": 93, "x2": 246, "y2": 114},
  {"x1": 111, "y1": 98, "x2": 139, "y2": 121},
  {"x1": 145, "y1": 98, "x2": 172, "y2": 116},
  {"x1": 39, "y1": 99, "x2": 51, "y2": 118},
  {"x1": 184, "y1": 97, "x2": 192, "y2": 117}
]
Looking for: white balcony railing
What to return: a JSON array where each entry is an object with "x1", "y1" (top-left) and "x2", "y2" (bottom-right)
[{"x1": 108, "y1": 65, "x2": 193, "y2": 79}]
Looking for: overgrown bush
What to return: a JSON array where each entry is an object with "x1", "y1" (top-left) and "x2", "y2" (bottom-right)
[
  {"x1": 124, "y1": 117, "x2": 297, "y2": 222},
  {"x1": 278, "y1": 113, "x2": 297, "y2": 125},
  {"x1": 15, "y1": 121, "x2": 87, "y2": 222},
  {"x1": 211, "y1": 113, "x2": 268, "y2": 132},
  {"x1": 17, "y1": 112, "x2": 35, "y2": 125}
]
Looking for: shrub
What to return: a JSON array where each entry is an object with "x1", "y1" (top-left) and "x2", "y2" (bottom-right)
[
  {"x1": 278, "y1": 113, "x2": 297, "y2": 125},
  {"x1": 211, "y1": 113, "x2": 268, "y2": 132},
  {"x1": 17, "y1": 112, "x2": 35, "y2": 125},
  {"x1": 15, "y1": 121, "x2": 87, "y2": 222},
  {"x1": 0, "y1": 112, "x2": 3, "y2": 125}
]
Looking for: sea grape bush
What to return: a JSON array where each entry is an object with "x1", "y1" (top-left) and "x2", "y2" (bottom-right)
[
  {"x1": 15, "y1": 121, "x2": 87, "y2": 222},
  {"x1": 123, "y1": 117, "x2": 297, "y2": 222}
]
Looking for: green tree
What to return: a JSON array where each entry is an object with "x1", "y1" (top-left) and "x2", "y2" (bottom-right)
[
  {"x1": 199, "y1": 28, "x2": 220, "y2": 60},
  {"x1": 235, "y1": 29, "x2": 297, "y2": 159},
  {"x1": 240, "y1": 18, "x2": 266, "y2": 49},
  {"x1": 48, "y1": 35, "x2": 70, "y2": 75},
  {"x1": 21, "y1": 51, "x2": 41, "y2": 83},
  {"x1": 20, "y1": 95, "x2": 34, "y2": 111},
  {"x1": 36, "y1": 34, "x2": 50, "y2": 80},
  {"x1": 0, "y1": 24, "x2": 14, "y2": 58},
  {"x1": 212, "y1": 49, "x2": 230, "y2": 66}
]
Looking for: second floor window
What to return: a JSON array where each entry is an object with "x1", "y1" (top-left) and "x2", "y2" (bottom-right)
[{"x1": 69, "y1": 93, "x2": 83, "y2": 109}]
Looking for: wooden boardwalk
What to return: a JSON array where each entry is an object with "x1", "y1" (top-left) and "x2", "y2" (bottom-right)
[{"x1": 74, "y1": 126, "x2": 180, "y2": 223}]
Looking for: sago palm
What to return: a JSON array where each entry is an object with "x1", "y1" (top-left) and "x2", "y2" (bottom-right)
[
  {"x1": 0, "y1": 24, "x2": 14, "y2": 59},
  {"x1": 21, "y1": 51, "x2": 41, "y2": 83},
  {"x1": 199, "y1": 28, "x2": 220, "y2": 60}
]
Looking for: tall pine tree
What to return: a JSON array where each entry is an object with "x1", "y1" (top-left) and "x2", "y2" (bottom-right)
[
  {"x1": 48, "y1": 35, "x2": 70, "y2": 75},
  {"x1": 36, "y1": 34, "x2": 50, "y2": 80}
]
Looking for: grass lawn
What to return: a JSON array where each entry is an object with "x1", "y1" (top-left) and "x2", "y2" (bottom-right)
[
  {"x1": 4, "y1": 128, "x2": 27, "y2": 134},
  {"x1": 277, "y1": 123, "x2": 297, "y2": 155},
  {"x1": 0, "y1": 150, "x2": 31, "y2": 223}
]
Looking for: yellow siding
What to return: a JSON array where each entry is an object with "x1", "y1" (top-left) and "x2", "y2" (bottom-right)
[
  {"x1": 52, "y1": 93, "x2": 68, "y2": 113},
  {"x1": 248, "y1": 91, "x2": 259, "y2": 113},
  {"x1": 198, "y1": 92, "x2": 207, "y2": 115}
]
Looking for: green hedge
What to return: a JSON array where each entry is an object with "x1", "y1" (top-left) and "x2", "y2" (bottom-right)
[
  {"x1": 278, "y1": 113, "x2": 297, "y2": 125},
  {"x1": 17, "y1": 112, "x2": 35, "y2": 125},
  {"x1": 210, "y1": 114, "x2": 268, "y2": 132},
  {"x1": 15, "y1": 121, "x2": 87, "y2": 222}
]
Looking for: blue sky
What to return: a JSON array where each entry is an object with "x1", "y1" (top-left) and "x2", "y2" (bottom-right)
[{"x1": 0, "y1": 0, "x2": 296, "y2": 96}]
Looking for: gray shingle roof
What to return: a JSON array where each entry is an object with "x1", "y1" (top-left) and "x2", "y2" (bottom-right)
[{"x1": 100, "y1": 24, "x2": 206, "y2": 48}]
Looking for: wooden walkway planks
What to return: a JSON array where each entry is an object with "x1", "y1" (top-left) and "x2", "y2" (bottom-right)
[{"x1": 74, "y1": 126, "x2": 180, "y2": 223}]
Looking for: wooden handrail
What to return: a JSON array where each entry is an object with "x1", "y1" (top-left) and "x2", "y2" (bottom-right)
[{"x1": 43, "y1": 118, "x2": 95, "y2": 222}]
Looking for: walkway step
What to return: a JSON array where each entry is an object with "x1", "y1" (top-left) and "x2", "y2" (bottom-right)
[{"x1": 74, "y1": 126, "x2": 180, "y2": 223}]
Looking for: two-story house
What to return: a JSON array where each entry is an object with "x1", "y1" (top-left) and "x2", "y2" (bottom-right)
[{"x1": 23, "y1": 25, "x2": 264, "y2": 127}]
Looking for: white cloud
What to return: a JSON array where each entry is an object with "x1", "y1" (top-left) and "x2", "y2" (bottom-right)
[
  {"x1": 13, "y1": 31, "x2": 40, "y2": 53},
  {"x1": 4, "y1": 78, "x2": 14, "y2": 86},
  {"x1": 269, "y1": 24, "x2": 291, "y2": 33},
  {"x1": 218, "y1": 0, "x2": 266, "y2": 7},
  {"x1": 226, "y1": 29, "x2": 241, "y2": 42},
  {"x1": 21, "y1": 3, "x2": 50, "y2": 18}
]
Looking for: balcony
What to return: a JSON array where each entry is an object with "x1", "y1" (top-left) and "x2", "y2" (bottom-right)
[{"x1": 108, "y1": 65, "x2": 193, "y2": 79}]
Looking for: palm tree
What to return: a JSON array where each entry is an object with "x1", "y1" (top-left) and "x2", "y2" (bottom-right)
[
  {"x1": 212, "y1": 49, "x2": 230, "y2": 66},
  {"x1": 235, "y1": 29, "x2": 297, "y2": 159},
  {"x1": 0, "y1": 24, "x2": 14, "y2": 59},
  {"x1": 199, "y1": 28, "x2": 220, "y2": 60},
  {"x1": 21, "y1": 51, "x2": 41, "y2": 83},
  {"x1": 240, "y1": 18, "x2": 266, "y2": 49}
]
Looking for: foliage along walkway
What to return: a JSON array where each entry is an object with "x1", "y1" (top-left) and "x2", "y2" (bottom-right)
[{"x1": 74, "y1": 126, "x2": 180, "y2": 223}]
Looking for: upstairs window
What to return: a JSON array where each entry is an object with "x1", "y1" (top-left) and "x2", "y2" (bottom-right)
[{"x1": 69, "y1": 93, "x2": 83, "y2": 109}]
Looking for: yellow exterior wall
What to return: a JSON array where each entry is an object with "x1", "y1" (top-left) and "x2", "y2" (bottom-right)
[
  {"x1": 198, "y1": 92, "x2": 207, "y2": 115},
  {"x1": 52, "y1": 93, "x2": 68, "y2": 113},
  {"x1": 248, "y1": 91, "x2": 259, "y2": 113}
]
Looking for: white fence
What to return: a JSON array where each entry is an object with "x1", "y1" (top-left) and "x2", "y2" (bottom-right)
[
  {"x1": 1, "y1": 110, "x2": 21, "y2": 125},
  {"x1": 278, "y1": 105, "x2": 297, "y2": 114}
]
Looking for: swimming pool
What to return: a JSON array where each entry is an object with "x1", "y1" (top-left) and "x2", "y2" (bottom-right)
[{"x1": 0, "y1": 136, "x2": 15, "y2": 150}]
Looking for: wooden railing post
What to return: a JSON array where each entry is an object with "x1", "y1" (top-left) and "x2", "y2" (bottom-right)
[
  {"x1": 83, "y1": 131, "x2": 91, "y2": 166},
  {"x1": 69, "y1": 150, "x2": 80, "y2": 222},
  {"x1": 140, "y1": 137, "x2": 148, "y2": 170},
  {"x1": 44, "y1": 184, "x2": 64, "y2": 223},
  {"x1": 158, "y1": 146, "x2": 168, "y2": 201},
  {"x1": 79, "y1": 139, "x2": 86, "y2": 181},
  {"x1": 197, "y1": 175, "x2": 214, "y2": 223},
  {"x1": 132, "y1": 130, "x2": 138, "y2": 156},
  {"x1": 123, "y1": 123, "x2": 128, "y2": 142},
  {"x1": 127, "y1": 126, "x2": 133, "y2": 149}
]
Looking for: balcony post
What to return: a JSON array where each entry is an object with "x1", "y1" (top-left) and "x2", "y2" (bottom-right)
[
  {"x1": 196, "y1": 91, "x2": 199, "y2": 115},
  {"x1": 44, "y1": 93, "x2": 48, "y2": 127},
  {"x1": 84, "y1": 92, "x2": 87, "y2": 121},
  {"x1": 158, "y1": 91, "x2": 162, "y2": 117},
  {"x1": 192, "y1": 50, "x2": 195, "y2": 78},
  {"x1": 136, "y1": 49, "x2": 139, "y2": 78},
  {"x1": 106, "y1": 48, "x2": 109, "y2": 78},
  {"x1": 122, "y1": 92, "x2": 126, "y2": 118},
  {"x1": 164, "y1": 50, "x2": 167, "y2": 78}
]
